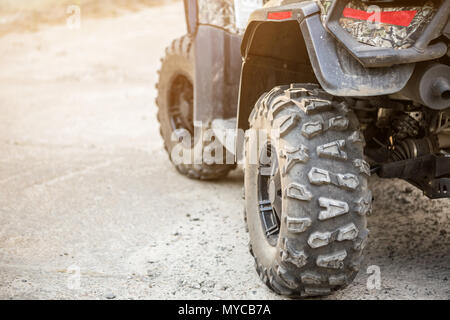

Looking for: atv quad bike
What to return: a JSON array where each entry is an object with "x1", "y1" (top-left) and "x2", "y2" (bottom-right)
[{"x1": 156, "y1": 0, "x2": 450, "y2": 297}]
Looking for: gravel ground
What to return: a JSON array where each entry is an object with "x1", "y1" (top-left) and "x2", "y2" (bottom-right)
[{"x1": 0, "y1": 2, "x2": 448, "y2": 300}]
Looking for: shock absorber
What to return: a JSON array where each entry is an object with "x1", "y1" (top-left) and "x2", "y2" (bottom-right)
[{"x1": 390, "y1": 136, "x2": 439, "y2": 161}]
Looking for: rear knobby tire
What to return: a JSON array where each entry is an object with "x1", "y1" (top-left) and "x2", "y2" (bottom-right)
[
  {"x1": 156, "y1": 35, "x2": 234, "y2": 180},
  {"x1": 245, "y1": 84, "x2": 372, "y2": 297}
]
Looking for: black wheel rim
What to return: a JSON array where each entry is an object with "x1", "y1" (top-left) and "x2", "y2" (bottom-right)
[
  {"x1": 168, "y1": 75, "x2": 194, "y2": 135},
  {"x1": 257, "y1": 141, "x2": 282, "y2": 246}
]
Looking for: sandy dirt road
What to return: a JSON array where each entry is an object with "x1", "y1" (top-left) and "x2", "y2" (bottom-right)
[{"x1": 0, "y1": 2, "x2": 448, "y2": 300}]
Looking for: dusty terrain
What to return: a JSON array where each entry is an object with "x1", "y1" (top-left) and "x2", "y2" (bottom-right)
[
  {"x1": 0, "y1": 2, "x2": 448, "y2": 300},
  {"x1": 0, "y1": 0, "x2": 173, "y2": 37}
]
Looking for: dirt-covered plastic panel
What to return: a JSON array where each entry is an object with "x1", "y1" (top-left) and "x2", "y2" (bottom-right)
[{"x1": 197, "y1": 0, "x2": 272, "y2": 33}]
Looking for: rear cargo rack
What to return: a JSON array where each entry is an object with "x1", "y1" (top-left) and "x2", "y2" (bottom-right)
[{"x1": 325, "y1": 0, "x2": 450, "y2": 67}]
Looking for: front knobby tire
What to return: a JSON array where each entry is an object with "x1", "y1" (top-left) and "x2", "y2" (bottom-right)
[
  {"x1": 245, "y1": 84, "x2": 373, "y2": 297},
  {"x1": 156, "y1": 35, "x2": 234, "y2": 180}
]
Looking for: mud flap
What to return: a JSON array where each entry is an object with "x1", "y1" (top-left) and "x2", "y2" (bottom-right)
[{"x1": 193, "y1": 25, "x2": 242, "y2": 124}]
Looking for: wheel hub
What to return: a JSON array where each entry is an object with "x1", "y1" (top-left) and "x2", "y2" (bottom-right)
[
  {"x1": 257, "y1": 142, "x2": 283, "y2": 246},
  {"x1": 268, "y1": 179, "x2": 277, "y2": 204},
  {"x1": 168, "y1": 75, "x2": 194, "y2": 134}
]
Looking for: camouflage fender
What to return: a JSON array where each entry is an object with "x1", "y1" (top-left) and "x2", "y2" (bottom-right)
[
  {"x1": 197, "y1": 0, "x2": 273, "y2": 33},
  {"x1": 241, "y1": 1, "x2": 414, "y2": 94},
  {"x1": 198, "y1": 0, "x2": 240, "y2": 33},
  {"x1": 236, "y1": 1, "x2": 416, "y2": 131}
]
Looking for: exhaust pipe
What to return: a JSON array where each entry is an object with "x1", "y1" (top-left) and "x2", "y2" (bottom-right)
[
  {"x1": 432, "y1": 77, "x2": 450, "y2": 100},
  {"x1": 401, "y1": 63, "x2": 450, "y2": 110}
]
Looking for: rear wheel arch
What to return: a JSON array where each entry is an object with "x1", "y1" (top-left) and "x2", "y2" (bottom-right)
[{"x1": 238, "y1": 20, "x2": 318, "y2": 132}]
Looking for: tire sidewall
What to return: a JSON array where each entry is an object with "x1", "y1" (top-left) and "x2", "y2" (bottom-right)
[
  {"x1": 157, "y1": 48, "x2": 193, "y2": 155},
  {"x1": 245, "y1": 134, "x2": 278, "y2": 268}
]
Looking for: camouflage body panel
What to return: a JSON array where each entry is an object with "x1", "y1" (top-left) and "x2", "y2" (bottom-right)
[
  {"x1": 317, "y1": 0, "x2": 438, "y2": 49},
  {"x1": 198, "y1": 0, "x2": 239, "y2": 33},
  {"x1": 198, "y1": 0, "x2": 271, "y2": 33},
  {"x1": 318, "y1": 0, "x2": 333, "y2": 20}
]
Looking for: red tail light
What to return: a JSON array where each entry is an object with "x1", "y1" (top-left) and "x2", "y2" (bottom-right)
[
  {"x1": 343, "y1": 7, "x2": 417, "y2": 27},
  {"x1": 267, "y1": 11, "x2": 292, "y2": 20}
]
